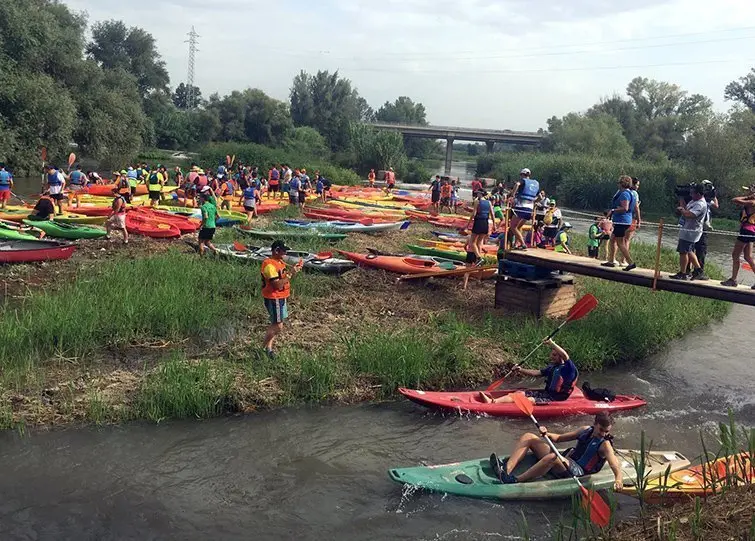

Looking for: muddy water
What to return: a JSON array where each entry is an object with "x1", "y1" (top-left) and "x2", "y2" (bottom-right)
[{"x1": 1, "y1": 169, "x2": 754, "y2": 540}]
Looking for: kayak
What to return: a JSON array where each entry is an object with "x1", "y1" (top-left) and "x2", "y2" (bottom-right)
[
  {"x1": 157, "y1": 205, "x2": 245, "y2": 226},
  {"x1": 405, "y1": 209, "x2": 472, "y2": 222},
  {"x1": 0, "y1": 240, "x2": 76, "y2": 264},
  {"x1": 303, "y1": 209, "x2": 404, "y2": 223},
  {"x1": 399, "y1": 387, "x2": 647, "y2": 418},
  {"x1": 284, "y1": 219, "x2": 411, "y2": 233},
  {"x1": 621, "y1": 453, "x2": 754, "y2": 504},
  {"x1": 0, "y1": 221, "x2": 43, "y2": 241},
  {"x1": 22, "y1": 220, "x2": 107, "y2": 240},
  {"x1": 302, "y1": 211, "x2": 395, "y2": 226},
  {"x1": 132, "y1": 208, "x2": 200, "y2": 234},
  {"x1": 234, "y1": 226, "x2": 347, "y2": 241},
  {"x1": 406, "y1": 244, "x2": 498, "y2": 264},
  {"x1": 125, "y1": 213, "x2": 181, "y2": 239},
  {"x1": 213, "y1": 244, "x2": 356, "y2": 275},
  {"x1": 388, "y1": 449, "x2": 690, "y2": 501},
  {"x1": 338, "y1": 250, "x2": 481, "y2": 275},
  {"x1": 85, "y1": 184, "x2": 179, "y2": 197},
  {"x1": 428, "y1": 216, "x2": 479, "y2": 229},
  {"x1": 46, "y1": 213, "x2": 107, "y2": 225}
]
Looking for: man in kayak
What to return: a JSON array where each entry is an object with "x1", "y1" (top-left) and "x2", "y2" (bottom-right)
[
  {"x1": 105, "y1": 187, "x2": 129, "y2": 244},
  {"x1": 479, "y1": 338, "x2": 577, "y2": 404},
  {"x1": 490, "y1": 412, "x2": 623, "y2": 491},
  {"x1": 261, "y1": 240, "x2": 302, "y2": 358}
]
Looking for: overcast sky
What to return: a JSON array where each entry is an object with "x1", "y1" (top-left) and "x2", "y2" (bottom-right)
[{"x1": 66, "y1": 0, "x2": 755, "y2": 131}]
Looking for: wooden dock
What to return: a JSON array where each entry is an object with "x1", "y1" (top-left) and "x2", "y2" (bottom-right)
[{"x1": 504, "y1": 249, "x2": 755, "y2": 307}]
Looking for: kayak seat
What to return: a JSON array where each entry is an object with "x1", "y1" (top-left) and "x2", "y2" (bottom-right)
[{"x1": 455, "y1": 474, "x2": 474, "y2": 485}]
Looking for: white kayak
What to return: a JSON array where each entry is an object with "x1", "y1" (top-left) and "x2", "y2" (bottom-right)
[{"x1": 283, "y1": 219, "x2": 411, "y2": 233}]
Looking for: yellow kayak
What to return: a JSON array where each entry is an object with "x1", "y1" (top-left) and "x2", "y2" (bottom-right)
[{"x1": 327, "y1": 199, "x2": 415, "y2": 211}]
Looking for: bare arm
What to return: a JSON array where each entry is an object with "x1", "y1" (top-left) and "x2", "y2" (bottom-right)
[
  {"x1": 515, "y1": 367, "x2": 543, "y2": 378},
  {"x1": 540, "y1": 426, "x2": 587, "y2": 444},
  {"x1": 545, "y1": 338, "x2": 568, "y2": 360},
  {"x1": 602, "y1": 443, "x2": 623, "y2": 490}
]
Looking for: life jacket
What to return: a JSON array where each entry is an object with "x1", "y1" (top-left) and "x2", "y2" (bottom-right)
[
  {"x1": 70, "y1": 170, "x2": 85, "y2": 185},
  {"x1": 740, "y1": 206, "x2": 755, "y2": 232},
  {"x1": 196, "y1": 175, "x2": 208, "y2": 188},
  {"x1": 127, "y1": 169, "x2": 138, "y2": 180},
  {"x1": 471, "y1": 180, "x2": 482, "y2": 192},
  {"x1": 441, "y1": 184, "x2": 452, "y2": 197},
  {"x1": 47, "y1": 171, "x2": 62, "y2": 186},
  {"x1": 222, "y1": 181, "x2": 235, "y2": 199},
  {"x1": 217, "y1": 165, "x2": 227, "y2": 176},
  {"x1": 554, "y1": 231, "x2": 570, "y2": 253},
  {"x1": 0, "y1": 170, "x2": 11, "y2": 187},
  {"x1": 260, "y1": 258, "x2": 289, "y2": 300},
  {"x1": 148, "y1": 172, "x2": 162, "y2": 191},
  {"x1": 569, "y1": 427, "x2": 610, "y2": 475},
  {"x1": 517, "y1": 178, "x2": 540, "y2": 202},
  {"x1": 289, "y1": 177, "x2": 300, "y2": 193},
  {"x1": 270, "y1": 169, "x2": 280, "y2": 182},
  {"x1": 243, "y1": 186, "x2": 256, "y2": 201},
  {"x1": 112, "y1": 194, "x2": 127, "y2": 214},
  {"x1": 368, "y1": 171, "x2": 375, "y2": 181},
  {"x1": 475, "y1": 199, "x2": 492, "y2": 220},
  {"x1": 545, "y1": 360, "x2": 577, "y2": 394}
]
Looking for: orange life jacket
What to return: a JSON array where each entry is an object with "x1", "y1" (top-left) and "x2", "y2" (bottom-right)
[{"x1": 261, "y1": 258, "x2": 290, "y2": 300}]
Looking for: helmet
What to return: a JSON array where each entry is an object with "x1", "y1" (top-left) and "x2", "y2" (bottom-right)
[
  {"x1": 520, "y1": 168, "x2": 531, "y2": 175},
  {"x1": 562, "y1": 222, "x2": 572, "y2": 229}
]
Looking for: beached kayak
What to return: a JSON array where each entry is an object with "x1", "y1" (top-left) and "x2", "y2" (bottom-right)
[
  {"x1": 399, "y1": 387, "x2": 647, "y2": 418},
  {"x1": 389, "y1": 449, "x2": 690, "y2": 501},
  {"x1": 0, "y1": 221, "x2": 43, "y2": 241},
  {"x1": 132, "y1": 208, "x2": 200, "y2": 234},
  {"x1": 285, "y1": 219, "x2": 411, "y2": 233},
  {"x1": 234, "y1": 226, "x2": 347, "y2": 241},
  {"x1": 213, "y1": 244, "x2": 356, "y2": 275},
  {"x1": 0, "y1": 240, "x2": 76, "y2": 263},
  {"x1": 338, "y1": 250, "x2": 466, "y2": 274},
  {"x1": 47, "y1": 213, "x2": 107, "y2": 225},
  {"x1": 125, "y1": 213, "x2": 181, "y2": 239},
  {"x1": 157, "y1": 205, "x2": 245, "y2": 226},
  {"x1": 22, "y1": 220, "x2": 106, "y2": 240},
  {"x1": 621, "y1": 453, "x2": 754, "y2": 504},
  {"x1": 407, "y1": 244, "x2": 498, "y2": 264}
]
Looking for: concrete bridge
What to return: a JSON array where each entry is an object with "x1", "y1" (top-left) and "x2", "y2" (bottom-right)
[{"x1": 368, "y1": 122, "x2": 544, "y2": 175}]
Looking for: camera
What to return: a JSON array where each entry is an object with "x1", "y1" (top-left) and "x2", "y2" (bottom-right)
[{"x1": 675, "y1": 181, "x2": 716, "y2": 202}]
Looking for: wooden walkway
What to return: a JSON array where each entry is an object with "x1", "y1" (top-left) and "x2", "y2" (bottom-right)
[{"x1": 504, "y1": 249, "x2": 755, "y2": 307}]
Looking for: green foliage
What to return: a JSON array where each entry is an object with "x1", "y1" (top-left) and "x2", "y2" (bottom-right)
[
  {"x1": 283, "y1": 126, "x2": 330, "y2": 160},
  {"x1": 545, "y1": 113, "x2": 634, "y2": 161},
  {"x1": 207, "y1": 88, "x2": 293, "y2": 147},
  {"x1": 348, "y1": 123, "x2": 407, "y2": 174},
  {"x1": 172, "y1": 82, "x2": 203, "y2": 110},
  {"x1": 399, "y1": 160, "x2": 433, "y2": 184},
  {"x1": 375, "y1": 96, "x2": 438, "y2": 158},
  {"x1": 725, "y1": 68, "x2": 755, "y2": 112}
]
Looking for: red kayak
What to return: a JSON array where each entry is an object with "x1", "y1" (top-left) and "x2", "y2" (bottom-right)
[
  {"x1": 125, "y1": 213, "x2": 181, "y2": 238},
  {"x1": 0, "y1": 240, "x2": 76, "y2": 263},
  {"x1": 338, "y1": 250, "x2": 468, "y2": 274},
  {"x1": 399, "y1": 387, "x2": 647, "y2": 418},
  {"x1": 133, "y1": 208, "x2": 200, "y2": 234}
]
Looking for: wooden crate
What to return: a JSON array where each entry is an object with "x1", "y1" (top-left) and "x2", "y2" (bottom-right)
[{"x1": 494, "y1": 274, "x2": 576, "y2": 319}]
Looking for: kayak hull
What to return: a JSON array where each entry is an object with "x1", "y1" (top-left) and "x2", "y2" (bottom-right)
[
  {"x1": 214, "y1": 245, "x2": 356, "y2": 275},
  {"x1": 399, "y1": 387, "x2": 647, "y2": 418},
  {"x1": 0, "y1": 240, "x2": 76, "y2": 263},
  {"x1": 235, "y1": 226, "x2": 347, "y2": 241},
  {"x1": 22, "y1": 220, "x2": 107, "y2": 240},
  {"x1": 285, "y1": 219, "x2": 411, "y2": 233},
  {"x1": 407, "y1": 244, "x2": 497, "y2": 264},
  {"x1": 338, "y1": 250, "x2": 465, "y2": 274},
  {"x1": 389, "y1": 449, "x2": 690, "y2": 501}
]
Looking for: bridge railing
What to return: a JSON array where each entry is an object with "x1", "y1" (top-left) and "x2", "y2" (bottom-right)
[{"x1": 366, "y1": 121, "x2": 543, "y2": 138}]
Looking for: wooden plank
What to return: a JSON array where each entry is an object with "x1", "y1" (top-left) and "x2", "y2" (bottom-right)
[{"x1": 505, "y1": 249, "x2": 755, "y2": 306}]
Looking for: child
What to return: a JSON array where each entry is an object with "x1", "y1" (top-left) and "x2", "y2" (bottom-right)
[
  {"x1": 587, "y1": 216, "x2": 602, "y2": 259},
  {"x1": 554, "y1": 222, "x2": 573, "y2": 254}
]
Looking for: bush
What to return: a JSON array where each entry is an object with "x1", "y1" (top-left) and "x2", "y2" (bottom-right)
[{"x1": 399, "y1": 160, "x2": 433, "y2": 184}]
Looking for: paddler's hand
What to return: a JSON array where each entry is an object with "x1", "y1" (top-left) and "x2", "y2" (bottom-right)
[
  {"x1": 538, "y1": 426, "x2": 548, "y2": 438},
  {"x1": 614, "y1": 476, "x2": 623, "y2": 492},
  {"x1": 511, "y1": 365, "x2": 522, "y2": 374}
]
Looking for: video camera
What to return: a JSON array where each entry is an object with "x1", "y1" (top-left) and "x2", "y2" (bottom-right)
[{"x1": 675, "y1": 181, "x2": 716, "y2": 202}]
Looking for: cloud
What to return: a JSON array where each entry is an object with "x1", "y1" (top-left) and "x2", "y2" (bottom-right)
[{"x1": 65, "y1": 0, "x2": 755, "y2": 130}]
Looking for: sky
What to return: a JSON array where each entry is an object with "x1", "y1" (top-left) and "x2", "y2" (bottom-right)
[{"x1": 65, "y1": 0, "x2": 755, "y2": 131}]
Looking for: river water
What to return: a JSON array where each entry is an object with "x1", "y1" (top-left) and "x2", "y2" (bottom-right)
[{"x1": 1, "y1": 165, "x2": 754, "y2": 540}]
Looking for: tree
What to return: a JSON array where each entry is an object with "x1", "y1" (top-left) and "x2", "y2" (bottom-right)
[
  {"x1": 87, "y1": 20, "x2": 170, "y2": 98},
  {"x1": 546, "y1": 113, "x2": 634, "y2": 161},
  {"x1": 375, "y1": 96, "x2": 428, "y2": 125},
  {"x1": 348, "y1": 123, "x2": 406, "y2": 174},
  {"x1": 207, "y1": 89, "x2": 293, "y2": 147},
  {"x1": 725, "y1": 68, "x2": 755, "y2": 112},
  {"x1": 173, "y1": 83, "x2": 203, "y2": 110}
]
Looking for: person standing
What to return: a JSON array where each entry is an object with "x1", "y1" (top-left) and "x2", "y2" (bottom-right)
[
  {"x1": 315, "y1": 174, "x2": 325, "y2": 203},
  {"x1": 541, "y1": 199, "x2": 562, "y2": 247},
  {"x1": 430, "y1": 175, "x2": 442, "y2": 212},
  {"x1": 587, "y1": 216, "x2": 602, "y2": 259},
  {"x1": 689, "y1": 180, "x2": 718, "y2": 273},
  {"x1": 288, "y1": 171, "x2": 301, "y2": 206},
  {"x1": 385, "y1": 167, "x2": 396, "y2": 191},
  {"x1": 105, "y1": 187, "x2": 129, "y2": 244},
  {"x1": 268, "y1": 165, "x2": 280, "y2": 199},
  {"x1": 721, "y1": 185, "x2": 755, "y2": 288},
  {"x1": 298, "y1": 169, "x2": 310, "y2": 209},
  {"x1": 240, "y1": 181, "x2": 258, "y2": 224},
  {"x1": 0, "y1": 163, "x2": 14, "y2": 210},
  {"x1": 197, "y1": 188, "x2": 218, "y2": 255},
  {"x1": 669, "y1": 184, "x2": 708, "y2": 281},
  {"x1": 601, "y1": 175, "x2": 636, "y2": 271},
  {"x1": 172, "y1": 166, "x2": 184, "y2": 187},
  {"x1": 261, "y1": 240, "x2": 302, "y2": 358},
  {"x1": 440, "y1": 180, "x2": 453, "y2": 213},
  {"x1": 466, "y1": 190, "x2": 496, "y2": 263},
  {"x1": 509, "y1": 168, "x2": 539, "y2": 250},
  {"x1": 44, "y1": 165, "x2": 67, "y2": 215},
  {"x1": 126, "y1": 166, "x2": 139, "y2": 200},
  {"x1": 68, "y1": 164, "x2": 86, "y2": 206},
  {"x1": 219, "y1": 175, "x2": 236, "y2": 211},
  {"x1": 368, "y1": 169, "x2": 376, "y2": 187},
  {"x1": 147, "y1": 166, "x2": 165, "y2": 208}
]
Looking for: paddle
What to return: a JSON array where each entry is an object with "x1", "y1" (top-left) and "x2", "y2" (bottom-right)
[
  {"x1": 232, "y1": 240, "x2": 248, "y2": 252},
  {"x1": 67, "y1": 152, "x2": 76, "y2": 171},
  {"x1": 225, "y1": 155, "x2": 231, "y2": 167},
  {"x1": 510, "y1": 392, "x2": 611, "y2": 528},
  {"x1": 486, "y1": 294, "x2": 598, "y2": 392},
  {"x1": 40, "y1": 146, "x2": 47, "y2": 191},
  {"x1": 230, "y1": 155, "x2": 236, "y2": 168}
]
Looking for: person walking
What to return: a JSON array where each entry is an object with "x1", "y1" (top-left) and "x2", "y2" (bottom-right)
[
  {"x1": 0, "y1": 163, "x2": 14, "y2": 210},
  {"x1": 669, "y1": 184, "x2": 708, "y2": 281},
  {"x1": 721, "y1": 184, "x2": 755, "y2": 288},
  {"x1": 466, "y1": 190, "x2": 496, "y2": 263},
  {"x1": 601, "y1": 175, "x2": 636, "y2": 271},
  {"x1": 197, "y1": 188, "x2": 218, "y2": 256},
  {"x1": 261, "y1": 240, "x2": 302, "y2": 358},
  {"x1": 105, "y1": 187, "x2": 129, "y2": 244},
  {"x1": 509, "y1": 168, "x2": 539, "y2": 250}
]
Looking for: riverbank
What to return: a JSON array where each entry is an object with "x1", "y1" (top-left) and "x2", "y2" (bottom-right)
[{"x1": 0, "y1": 208, "x2": 730, "y2": 430}]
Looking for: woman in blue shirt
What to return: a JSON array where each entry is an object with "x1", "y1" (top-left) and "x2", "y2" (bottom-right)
[{"x1": 601, "y1": 175, "x2": 636, "y2": 271}]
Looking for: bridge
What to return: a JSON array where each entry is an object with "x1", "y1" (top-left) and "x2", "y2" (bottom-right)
[{"x1": 368, "y1": 122, "x2": 544, "y2": 176}]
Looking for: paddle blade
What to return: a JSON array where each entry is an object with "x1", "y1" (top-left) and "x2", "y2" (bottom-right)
[
  {"x1": 566, "y1": 294, "x2": 598, "y2": 323},
  {"x1": 41, "y1": 147, "x2": 48, "y2": 162},
  {"x1": 580, "y1": 486, "x2": 611, "y2": 528},
  {"x1": 232, "y1": 240, "x2": 247, "y2": 252},
  {"x1": 230, "y1": 155, "x2": 236, "y2": 168},
  {"x1": 315, "y1": 251, "x2": 333, "y2": 260},
  {"x1": 225, "y1": 154, "x2": 231, "y2": 166},
  {"x1": 68, "y1": 152, "x2": 76, "y2": 168},
  {"x1": 510, "y1": 392, "x2": 534, "y2": 417}
]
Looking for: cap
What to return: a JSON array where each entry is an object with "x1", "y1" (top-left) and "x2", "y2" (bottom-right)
[
  {"x1": 200, "y1": 186, "x2": 211, "y2": 194},
  {"x1": 520, "y1": 168, "x2": 531, "y2": 175},
  {"x1": 271, "y1": 240, "x2": 291, "y2": 252},
  {"x1": 562, "y1": 222, "x2": 572, "y2": 229},
  {"x1": 547, "y1": 198, "x2": 556, "y2": 206},
  {"x1": 120, "y1": 170, "x2": 127, "y2": 175}
]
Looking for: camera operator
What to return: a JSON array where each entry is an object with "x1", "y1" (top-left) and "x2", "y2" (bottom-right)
[
  {"x1": 687, "y1": 180, "x2": 718, "y2": 274},
  {"x1": 670, "y1": 184, "x2": 708, "y2": 281}
]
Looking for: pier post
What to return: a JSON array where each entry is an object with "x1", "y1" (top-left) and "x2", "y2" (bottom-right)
[
  {"x1": 486, "y1": 141, "x2": 495, "y2": 153},
  {"x1": 444, "y1": 138, "x2": 454, "y2": 175}
]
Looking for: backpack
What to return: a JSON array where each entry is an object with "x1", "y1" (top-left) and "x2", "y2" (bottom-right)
[{"x1": 582, "y1": 382, "x2": 616, "y2": 402}]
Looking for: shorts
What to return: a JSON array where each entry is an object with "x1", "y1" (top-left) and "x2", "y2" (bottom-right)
[
  {"x1": 677, "y1": 239, "x2": 696, "y2": 253},
  {"x1": 612, "y1": 224, "x2": 630, "y2": 238},
  {"x1": 243, "y1": 204, "x2": 256, "y2": 212},
  {"x1": 524, "y1": 389, "x2": 570, "y2": 404},
  {"x1": 0, "y1": 190, "x2": 10, "y2": 201},
  {"x1": 513, "y1": 208, "x2": 532, "y2": 221},
  {"x1": 107, "y1": 213, "x2": 126, "y2": 229},
  {"x1": 543, "y1": 228, "x2": 558, "y2": 239},
  {"x1": 264, "y1": 297, "x2": 288, "y2": 324},
  {"x1": 298, "y1": 191, "x2": 306, "y2": 203},
  {"x1": 149, "y1": 191, "x2": 161, "y2": 201},
  {"x1": 269, "y1": 184, "x2": 280, "y2": 193},
  {"x1": 69, "y1": 185, "x2": 85, "y2": 192},
  {"x1": 431, "y1": 192, "x2": 441, "y2": 203},
  {"x1": 471, "y1": 218, "x2": 489, "y2": 235},
  {"x1": 387, "y1": 183, "x2": 395, "y2": 189},
  {"x1": 553, "y1": 457, "x2": 585, "y2": 479},
  {"x1": 465, "y1": 251, "x2": 478, "y2": 264},
  {"x1": 288, "y1": 193, "x2": 299, "y2": 204},
  {"x1": 316, "y1": 190, "x2": 323, "y2": 196},
  {"x1": 198, "y1": 227, "x2": 215, "y2": 241},
  {"x1": 588, "y1": 246, "x2": 599, "y2": 258},
  {"x1": 130, "y1": 186, "x2": 137, "y2": 196},
  {"x1": 737, "y1": 227, "x2": 755, "y2": 244},
  {"x1": 440, "y1": 197, "x2": 451, "y2": 207},
  {"x1": 50, "y1": 193, "x2": 65, "y2": 201}
]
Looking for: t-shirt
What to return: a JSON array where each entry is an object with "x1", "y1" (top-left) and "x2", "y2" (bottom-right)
[
  {"x1": 541, "y1": 359, "x2": 578, "y2": 395},
  {"x1": 201, "y1": 201, "x2": 217, "y2": 229},
  {"x1": 679, "y1": 198, "x2": 707, "y2": 243},
  {"x1": 32, "y1": 198, "x2": 55, "y2": 220},
  {"x1": 611, "y1": 189, "x2": 634, "y2": 225},
  {"x1": 316, "y1": 180, "x2": 324, "y2": 193},
  {"x1": 0, "y1": 170, "x2": 11, "y2": 190},
  {"x1": 430, "y1": 180, "x2": 441, "y2": 193},
  {"x1": 587, "y1": 224, "x2": 601, "y2": 248}
]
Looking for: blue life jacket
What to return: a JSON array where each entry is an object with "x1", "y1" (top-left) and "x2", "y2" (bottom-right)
[
  {"x1": 290, "y1": 178, "x2": 301, "y2": 192},
  {"x1": 243, "y1": 186, "x2": 256, "y2": 200},
  {"x1": 544, "y1": 359, "x2": 578, "y2": 393},
  {"x1": 316, "y1": 180, "x2": 324, "y2": 193},
  {"x1": 127, "y1": 169, "x2": 138, "y2": 180},
  {"x1": 570, "y1": 427, "x2": 609, "y2": 474},
  {"x1": 217, "y1": 165, "x2": 227, "y2": 176},
  {"x1": 517, "y1": 178, "x2": 540, "y2": 202},
  {"x1": 0, "y1": 170, "x2": 11, "y2": 187},
  {"x1": 475, "y1": 199, "x2": 492, "y2": 220},
  {"x1": 47, "y1": 171, "x2": 62, "y2": 186},
  {"x1": 70, "y1": 170, "x2": 85, "y2": 185}
]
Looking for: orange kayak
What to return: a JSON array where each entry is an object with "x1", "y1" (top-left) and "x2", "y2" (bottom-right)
[{"x1": 338, "y1": 251, "x2": 466, "y2": 274}]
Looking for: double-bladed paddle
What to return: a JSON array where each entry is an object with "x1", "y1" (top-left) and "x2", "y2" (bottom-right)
[
  {"x1": 486, "y1": 294, "x2": 598, "y2": 392},
  {"x1": 510, "y1": 391, "x2": 611, "y2": 528}
]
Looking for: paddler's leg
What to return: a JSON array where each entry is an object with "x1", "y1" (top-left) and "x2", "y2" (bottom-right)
[
  {"x1": 504, "y1": 432, "x2": 552, "y2": 476},
  {"x1": 513, "y1": 452, "x2": 564, "y2": 483},
  {"x1": 744, "y1": 243, "x2": 755, "y2": 284}
]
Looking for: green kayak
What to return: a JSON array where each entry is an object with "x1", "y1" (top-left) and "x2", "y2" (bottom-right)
[
  {"x1": 389, "y1": 449, "x2": 689, "y2": 501},
  {"x1": 0, "y1": 221, "x2": 41, "y2": 241},
  {"x1": 22, "y1": 220, "x2": 107, "y2": 240},
  {"x1": 406, "y1": 244, "x2": 497, "y2": 264},
  {"x1": 234, "y1": 226, "x2": 347, "y2": 241}
]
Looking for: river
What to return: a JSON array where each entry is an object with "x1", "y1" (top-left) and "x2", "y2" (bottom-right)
[{"x1": 1, "y1": 164, "x2": 754, "y2": 540}]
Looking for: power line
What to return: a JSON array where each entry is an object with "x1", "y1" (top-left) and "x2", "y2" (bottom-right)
[{"x1": 185, "y1": 26, "x2": 199, "y2": 109}]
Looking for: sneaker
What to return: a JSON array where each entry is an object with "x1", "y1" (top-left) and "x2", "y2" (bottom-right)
[
  {"x1": 623, "y1": 263, "x2": 637, "y2": 271},
  {"x1": 490, "y1": 454, "x2": 503, "y2": 479},
  {"x1": 721, "y1": 279, "x2": 738, "y2": 287},
  {"x1": 690, "y1": 269, "x2": 709, "y2": 281},
  {"x1": 601, "y1": 261, "x2": 617, "y2": 268},
  {"x1": 515, "y1": 245, "x2": 527, "y2": 251},
  {"x1": 266, "y1": 348, "x2": 275, "y2": 359},
  {"x1": 669, "y1": 272, "x2": 690, "y2": 280}
]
